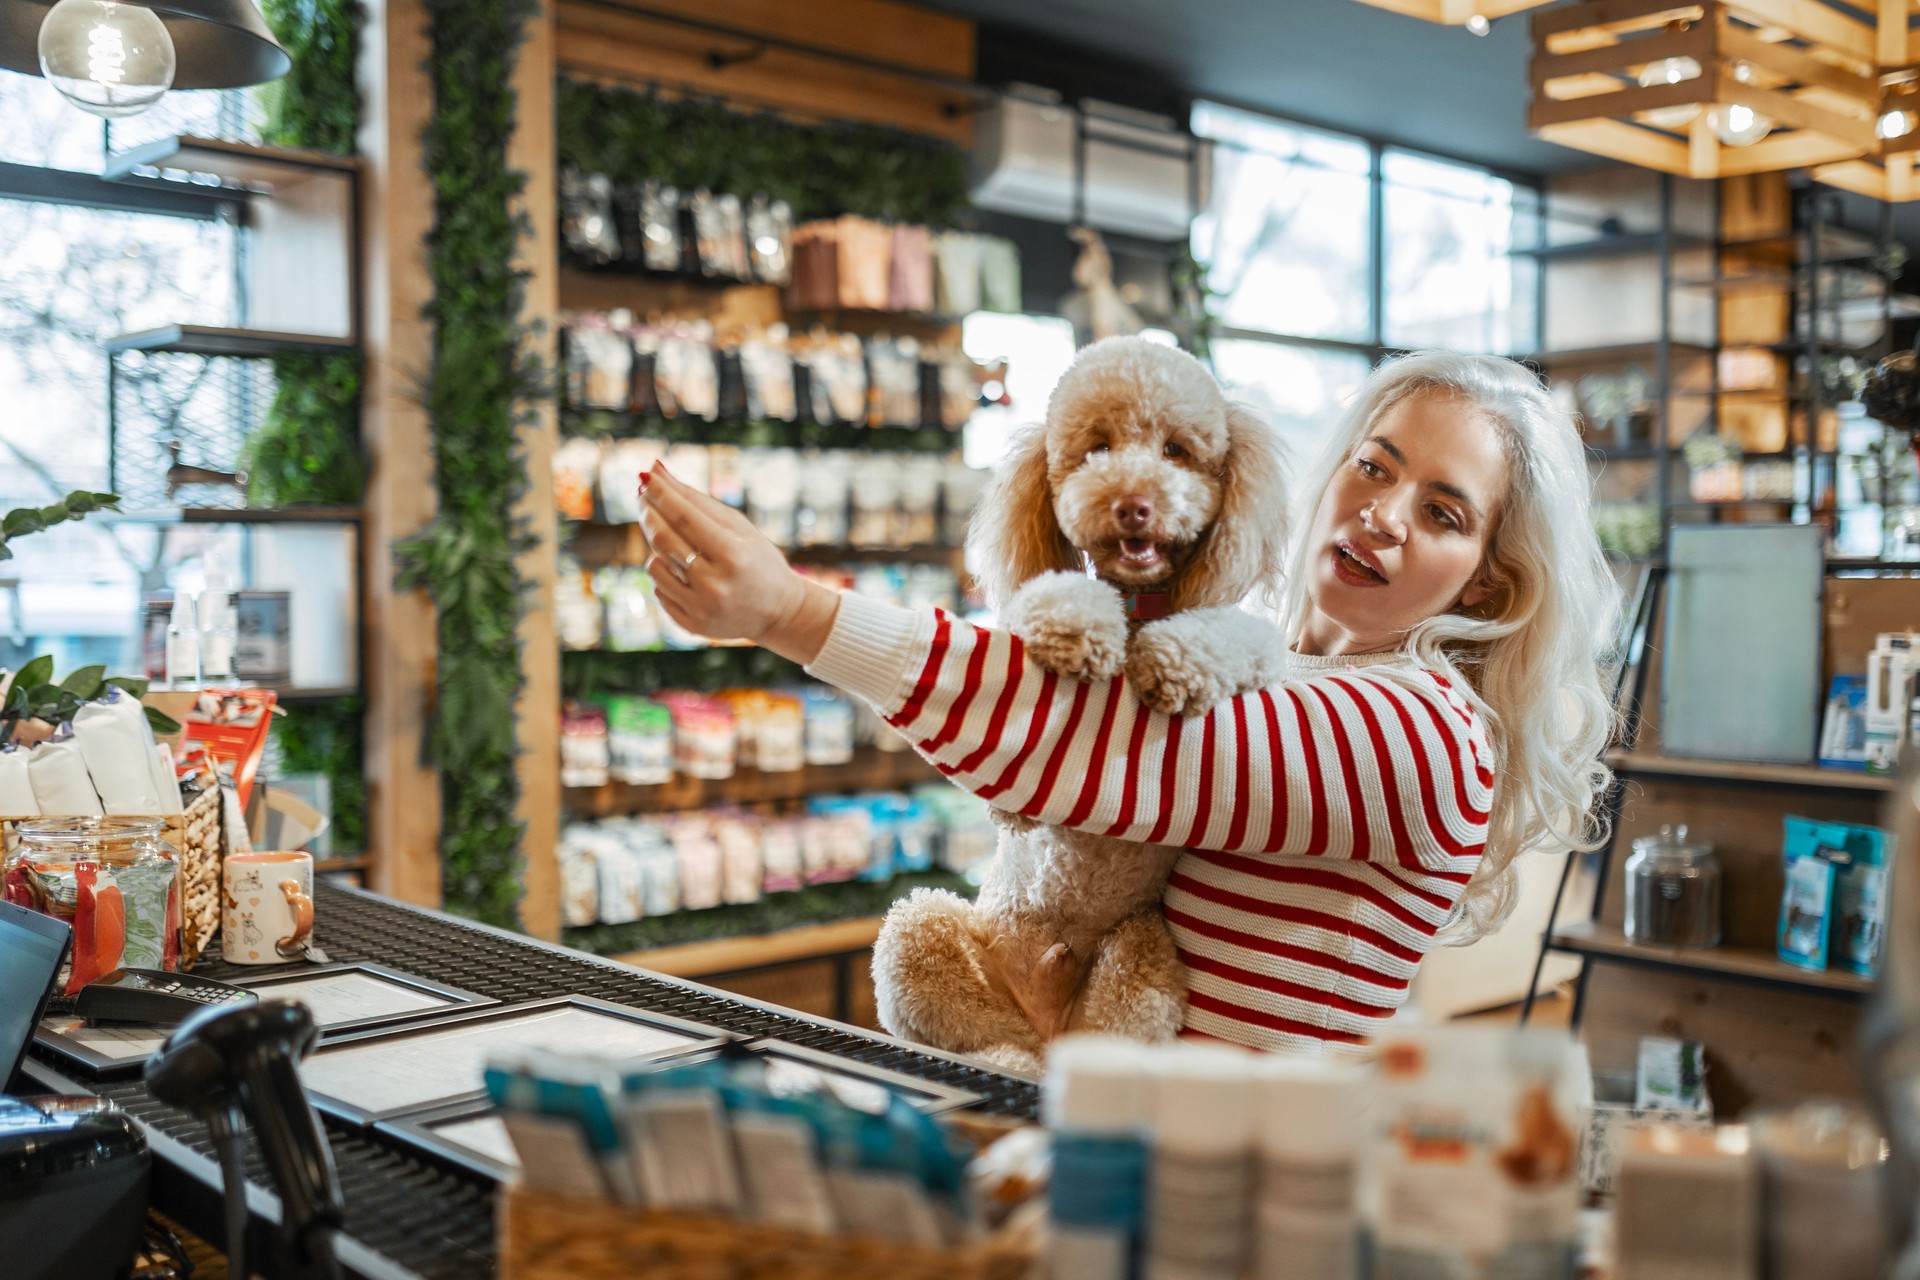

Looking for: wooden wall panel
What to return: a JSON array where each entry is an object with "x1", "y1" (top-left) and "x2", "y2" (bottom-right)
[{"x1": 358, "y1": 0, "x2": 443, "y2": 909}]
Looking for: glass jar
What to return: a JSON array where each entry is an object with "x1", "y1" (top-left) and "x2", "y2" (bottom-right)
[
  {"x1": 1624, "y1": 824, "x2": 1722, "y2": 949},
  {"x1": 1, "y1": 818, "x2": 181, "y2": 993}
]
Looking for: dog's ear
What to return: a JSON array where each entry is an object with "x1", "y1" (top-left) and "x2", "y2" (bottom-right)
[
  {"x1": 1172, "y1": 401, "x2": 1291, "y2": 612},
  {"x1": 968, "y1": 424, "x2": 1078, "y2": 609}
]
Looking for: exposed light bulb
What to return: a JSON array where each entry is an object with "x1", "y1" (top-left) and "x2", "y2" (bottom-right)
[
  {"x1": 1637, "y1": 55, "x2": 1703, "y2": 129},
  {"x1": 1465, "y1": 13, "x2": 1491, "y2": 35},
  {"x1": 37, "y1": 0, "x2": 175, "y2": 119},
  {"x1": 1880, "y1": 109, "x2": 1916, "y2": 141},
  {"x1": 1707, "y1": 101, "x2": 1772, "y2": 147}
]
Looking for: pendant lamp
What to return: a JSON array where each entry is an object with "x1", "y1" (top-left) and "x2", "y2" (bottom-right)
[{"x1": 0, "y1": 0, "x2": 288, "y2": 89}]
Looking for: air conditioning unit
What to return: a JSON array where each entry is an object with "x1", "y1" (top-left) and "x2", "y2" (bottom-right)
[{"x1": 970, "y1": 86, "x2": 1207, "y2": 242}]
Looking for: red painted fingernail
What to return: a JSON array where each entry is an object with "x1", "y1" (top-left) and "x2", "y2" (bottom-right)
[{"x1": 638, "y1": 470, "x2": 651, "y2": 492}]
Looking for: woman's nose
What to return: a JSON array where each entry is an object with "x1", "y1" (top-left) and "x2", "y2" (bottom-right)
[{"x1": 1363, "y1": 498, "x2": 1408, "y2": 543}]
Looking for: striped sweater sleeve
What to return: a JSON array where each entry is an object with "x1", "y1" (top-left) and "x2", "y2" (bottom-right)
[{"x1": 806, "y1": 594, "x2": 1491, "y2": 875}]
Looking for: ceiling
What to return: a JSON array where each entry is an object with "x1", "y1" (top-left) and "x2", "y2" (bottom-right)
[{"x1": 928, "y1": 0, "x2": 1594, "y2": 177}]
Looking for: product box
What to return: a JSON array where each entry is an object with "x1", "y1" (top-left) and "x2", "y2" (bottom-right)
[
  {"x1": 1818, "y1": 674, "x2": 1870, "y2": 771},
  {"x1": 1778, "y1": 816, "x2": 1893, "y2": 975},
  {"x1": 233, "y1": 590, "x2": 292, "y2": 686},
  {"x1": 1779, "y1": 818, "x2": 1841, "y2": 971}
]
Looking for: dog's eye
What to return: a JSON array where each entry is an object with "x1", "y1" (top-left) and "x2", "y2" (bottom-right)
[
  {"x1": 1163, "y1": 441, "x2": 1186, "y2": 459},
  {"x1": 1089, "y1": 443, "x2": 1110, "y2": 455}
]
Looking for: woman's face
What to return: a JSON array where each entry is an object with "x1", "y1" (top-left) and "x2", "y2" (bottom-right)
[{"x1": 1299, "y1": 390, "x2": 1509, "y2": 655}]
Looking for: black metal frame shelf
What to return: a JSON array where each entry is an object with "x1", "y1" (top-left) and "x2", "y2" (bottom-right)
[
  {"x1": 1512, "y1": 232, "x2": 1712, "y2": 261},
  {"x1": 1544, "y1": 921, "x2": 1871, "y2": 999},
  {"x1": 105, "y1": 324, "x2": 358, "y2": 358},
  {"x1": 102, "y1": 134, "x2": 360, "y2": 189},
  {"x1": 105, "y1": 506, "x2": 365, "y2": 525},
  {"x1": 1521, "y1": 340, "x2": 1716, "y2": 366}
]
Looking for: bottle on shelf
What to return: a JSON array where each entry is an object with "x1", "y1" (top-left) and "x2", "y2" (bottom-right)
[
  {"x1": 165, "y1": 588, "x2": 201, "y2": 690},
  {"x1": 198, "y1": 562, "x2": 237, "y2": 684}
]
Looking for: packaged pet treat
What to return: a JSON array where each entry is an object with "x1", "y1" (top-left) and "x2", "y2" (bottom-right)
[
  {"x1": 892, "y1": 796, "x2": 937, "y2": 874},
  {"x1": 848, "y1": 455, "x2": 902, "y2": 548},
  {"x1": 742, "y1": 448, "x2": 801, "y2": 546},
  {"x1": 759, "y1": 820, "x2": 804, "y2": 893},
  {"x1": 903, "y1": 565, "x2": 960, "y2": 614},
  {"x1": 29, "y1": 732, "x2": 104, "y2": 815},
  {"x1": 553, "y1": 438, "x2": 602, "y2": 522},
  {"x1": 739, "y1": 329, "x2": 797, "y2": 422},
  {"x1": 598, "y1": 439, "x2": 653, "y2": 524},
  {"x1": 657, "y1": 326, "x2": 720, "y2": 421},
  {"x1": 756, "y1": 694, "x2": 804, "y2": 773},
  {"x1": 746, "y1": 196, "x2": 792, "y2": 286},
  {"x1": 834, "y1": 215, "x2": 893, "y2": 309},
  {"x1": 4, "y1": 855, "x2": 126, "y2": 994},
  {"x1": 787, "y1": 222, "x2": 839, "y2": 311},
  {"x1": 662, "y1": 693, "x2": 737, "y2": 780},
  {"x1": 593, "y1": 832, "x2": 647, "y2": 926},
  {"x1": 557, "y1": 829, "x2": 600, "y2": 927},
  {"x1": 914, "y1": 784, "x2": 996, "y2": 876},
  {"x1": 663, "y1": 442, "x2": 712, "y2": 496},
  {"x1": 801, "y1": 689, "x2": 855, "y2": 766},
  {"x1": 932, "y1": 231, "x2": 982, "y2": 317},
  {"x1": 888, "y1": 224, "x2": 934, "y2": 313},
  {"x1": 555, "y1": 557, "x2": 603, "y2": 651},
  {"x1": 852, "y1": 564, "x2": 907, "y2": 609},
  {"x1": 607, "y1": 696, "x2": 674, "y2": 786},
  {"x1": 895, "y1": 455, "x2": 943, "y2": 546},
  {"x1": 794, "y1": 331, "x2": 867, "y2": 425},
  {"x1": 670, "y1": 818, "x2": 726, "y2": 911},
  {"x1": 715, "y1": 345, "x2": 750, "y2": 422},
  {"x1": 977, "y1": 235, "x2": 1022, "y2": 313},
  {"x1": 706, "y1": 444, "x2": 746, "y2": 510},
  {"x1": 1779, "y1": 817, "x2": 1844, "y2": 971},
  {"x1": 563, "y1": 316, "x2": 634, "y2": 411},
  {"x1": 865, "y1": 336, "x2": 923, "y2": 428},
  {"x1": 795, "y1": 451, "x2": 852, "y2": 547},
  {"x1": 934, "y1": 349, "x2": 991, "y2": 430},
  {"x1": 640, "y1": 830, "x2": 682, "y2": 916},
  {"x1": 1367, "y1": 1026, "x2": 1586, "y2": 1280},
  {"x1": 629, "y1": 326, "x2": 667, "y2": 419},
  {"x1": 599, "y1": 568, "x2": 664, "y2": 652},
  {"x1": 560, "y1": 169, "x2": 620, "y2": 267},
  {"x1": 713, "y1": 812, "x2": 764, "y2": 905},
  {"x1": 942, "y1": 461, "x2": 988, "y2": 545},
  {"x1": 560, "y1": 702, "x2": 611, "y2": 789},
  {"x1": 688, "y1": 189, "x2": 748, "y2": 281},
  {"x1": 804, "y1": 800, "x2": 875, "y2": 882}
]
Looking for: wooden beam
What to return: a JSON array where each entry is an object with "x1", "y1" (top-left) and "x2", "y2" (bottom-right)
[
  {"x1": 1533, "y1": 0, "x2": 1705, "y2": 43},
  {"x1": 356, "y1": 0, "x2": 442, "y2": 910},
  {"x1": 1721, "y1": 24, "x2": 1877, "y2": 104},
  {"x1": 1536, "y1": 117, "x2": 1697, "y2": 172},
  {"x1": 1724, "y1": 0, "x2": 1875, "y2": 63},
  {"x1": 1529, "y1": 74, "x2": 1722, "y2": 127},
  {"x1": 1719, "y1": 81, "x2": 1875, "y2": 150},
  {"x1": 1714, "y1": 125, "x2": 1869, "y2": 174},
  {"x1": 511, "y1": 0, "x2": 562, "y2": 942},
  {"x1": 1883, "y1": 0, "x2": 1908, "y2": 70},
  {"x1": 1530, "y1": 20, "x2": 1713, "y2": 88}
]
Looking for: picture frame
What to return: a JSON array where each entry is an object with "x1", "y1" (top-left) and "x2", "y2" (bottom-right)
[
  {"x1": 296, "y1": 996, "x2": 734, "y2": 1126},
  {"x1": 33, "y1": 962, "x2": 496, "y2": 1079},
  {"x1": 375, "y1": 1100, "x2": 522, "y2": 1184}
]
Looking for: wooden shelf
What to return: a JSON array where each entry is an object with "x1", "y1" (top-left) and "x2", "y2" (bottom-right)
[
  {"x1": 611, "y1": 914, "x2": 883, "y2": 978},
  {"x1": 104, "y1": 325, "x2": 356, "y2": 358},
  {"x1": 1607, "y1": 751, "x2": 1897, "y2": 792},
  {"x1": 1548, "y1": 921, "x2": 1872, "y2": 997},
  {"x1": 1511, "y1": 233, "x2": 1710, "y2": 261},
  {"x1": 104, "y1": 135, "x2": 359, "y2": 189},
  {"x1": 564, "y1": 747, "x2": 944, "y2": 816}
]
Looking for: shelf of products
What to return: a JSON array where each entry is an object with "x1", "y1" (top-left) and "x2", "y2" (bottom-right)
[
  {"x1": 1606, "y1": 752, "x2": 1898, "y2": 792},
  {"x1": 564, "y1": 746, "x2": 946, "y2": 817},
  {"x1": 102, "y1": 134, "x2": 360, "y2": 187},
  {"x1": 103, "y1": 324, "x2": 356, "y2": 358},
  {"x1": 1547, "y1": 921, "x2": 1872, "y2": 998},
  {"x1": 609, "y1": 913, "x2": 886, "y2": 977}
]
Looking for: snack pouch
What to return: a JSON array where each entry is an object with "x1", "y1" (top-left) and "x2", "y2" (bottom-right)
[{"x1": 1779, "y1": 816, "x2": 1844, "y2": 971}]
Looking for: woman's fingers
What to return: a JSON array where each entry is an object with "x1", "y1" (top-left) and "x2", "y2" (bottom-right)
[
  {"x1": 642, "y1": 461, "x2": 735, "y2": 557},
  {"x1": 637, "y1": 503, "x2": 698, "y2": 582}
]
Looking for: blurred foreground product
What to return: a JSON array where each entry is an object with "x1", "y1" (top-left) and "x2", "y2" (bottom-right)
[
  {"x1": 1043, "y1": 1036, "x2": 1148, "y2": 1280},
  {"x1": 1612, "y1": 1124, "x2": 1759, "y2": 1280},
  {"x1": 1254, "y1": 1057, "x2": 1364, "y2": 1280},
  {"x1": 1864, "y1": 761, "x2": 1920, "y2": 1275},
  {"x1": 1751, "y1": 1103, "x2": 1891, "y2": 1280},
  {"x1": 1146, "y1": 1043, "x2": 1255, "y2": 1280}
]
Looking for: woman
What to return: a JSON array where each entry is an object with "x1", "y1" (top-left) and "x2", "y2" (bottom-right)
[{"x1": 637, "y1": 351, "x2": 1617, "y2": 1055}]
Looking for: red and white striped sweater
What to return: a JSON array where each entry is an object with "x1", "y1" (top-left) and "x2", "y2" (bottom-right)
[{"x1": 807, "y1": 593, "x2": 1495, "y2": 1057}]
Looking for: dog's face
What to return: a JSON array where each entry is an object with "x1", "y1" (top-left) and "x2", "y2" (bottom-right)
[
  {"x1": 969, "y1": 337, "x2": 1292, "y2": 614},
  {"x1": 1045, "y1": 344, "x2": 1231, "y2": 589}
]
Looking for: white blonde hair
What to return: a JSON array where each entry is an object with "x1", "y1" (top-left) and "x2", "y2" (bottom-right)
[{"x1": 1279, "y1": 350, "x2": 1618, "y2": 943}]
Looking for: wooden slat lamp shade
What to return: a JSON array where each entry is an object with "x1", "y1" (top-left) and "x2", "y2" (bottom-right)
[
  {"x1": 1528, "y1": 0, "x2": 1881, "y2": 179},
  {"x1": 1348, "y1": 0, "x2": 1557, "y2": 25}
]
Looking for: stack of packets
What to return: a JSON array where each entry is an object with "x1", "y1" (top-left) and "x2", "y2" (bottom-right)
[
  {"x1": 485, "y1": 1047, "x2": 980, "y2": 1248},
  {"x1": 0, "y1": 684, "x2": 181, "y2": 822},
  {"x1": 557, "y1": 785, "x2": 996, "y2": 929},
  {"x1": 1776, "y1": 815, "x2": 1891, "y2": 978}
]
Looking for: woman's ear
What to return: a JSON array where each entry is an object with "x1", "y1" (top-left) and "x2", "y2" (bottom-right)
[
  {"x1": 967, "y1": 424, "x2": 1078, "y2": 610},
  {"x1": 1172, "y1": 401, "x2": 1291, "y2": 612}
]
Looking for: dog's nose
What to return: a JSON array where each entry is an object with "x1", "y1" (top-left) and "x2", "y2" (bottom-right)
[{"x1": 1113, "y1": 497, "x2": 1153, "y2": 531}]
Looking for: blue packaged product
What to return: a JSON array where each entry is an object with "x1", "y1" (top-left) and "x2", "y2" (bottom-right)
[
  {"x1": 1834, "y1": 824, "x2": 1892, "y2": 978},
  {"x1": 1779, "y1": 817, "x2": 1844, "y2": 971}
]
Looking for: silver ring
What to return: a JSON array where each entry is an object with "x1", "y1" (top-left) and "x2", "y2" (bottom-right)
[{"x1": 679, "y1": 550, "x2": 700, "y2": 573}]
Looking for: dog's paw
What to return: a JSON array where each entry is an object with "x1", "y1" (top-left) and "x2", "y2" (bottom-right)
[
  {"x1": 988, "y1": 807, "x2": 1040, "y2": 836},
  {"x1": 1000, "y1": 572, "x2": 1127, "y2": 681},
  {"x1": 1126, "y1": 622, "x2": 1231, "y2": 716}
]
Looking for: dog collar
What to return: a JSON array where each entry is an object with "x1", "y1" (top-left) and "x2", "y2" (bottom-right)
[{"x1": 1123, "y1": 591, "x2": 1174, "y2": 621}]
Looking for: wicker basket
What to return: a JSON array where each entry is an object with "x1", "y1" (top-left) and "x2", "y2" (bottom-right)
[{"x1": 499, "y1": 1187, "x2": 1034, "y2": 1280}]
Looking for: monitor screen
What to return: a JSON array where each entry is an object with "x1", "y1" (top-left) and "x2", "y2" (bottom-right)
[{"x1": 0, "y1": 902, "x2": 71, "y2": 1091}]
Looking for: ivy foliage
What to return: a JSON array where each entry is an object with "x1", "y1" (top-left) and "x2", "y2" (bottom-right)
[
  {"x1": 257, "y1": 0, "x2": 364, "y2": 155},
  {"x1": 243, "y1": 353, "x2": 365, "y2": 507},
  {"x1": 392, "y1": 0, "x2": 543, "y2": 928},
  {"x1": 0, "y1": 491, "x2": 118, "y2": 561},
  {"x1": 272, "y1": 695, "x2": 367, "y2": 856},
  {"x1": 561, "y1": 646, "x2": 803, "y2": 702},
  {"x1": 1, "y1": 656, "x2": 179, "y2": 740},
  {"x1": 556, "y1": 78, "x2": 970, "y2": 226}
]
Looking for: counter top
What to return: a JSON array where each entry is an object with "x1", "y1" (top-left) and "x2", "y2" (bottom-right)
[{"x1": 24, "y1": 881, "x2": 1035, "y2": 1280}]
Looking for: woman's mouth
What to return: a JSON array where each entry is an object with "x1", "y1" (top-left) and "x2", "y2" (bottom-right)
[
  {"x1": 1332, "y1": 540, "x2": 1387, "y2": 586},
  {"x1": 1118, "y1": 538, "x2": 1164, "y2": 570}
]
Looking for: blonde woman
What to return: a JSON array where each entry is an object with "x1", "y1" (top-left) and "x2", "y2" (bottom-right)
[{"x1": 637, "y1": 351, "x2": 1617, "y2": 1056}]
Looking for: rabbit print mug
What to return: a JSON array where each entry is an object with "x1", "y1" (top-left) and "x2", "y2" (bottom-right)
[{"x1": 222, "y1": 850, "x2": 315, "y2": 963}]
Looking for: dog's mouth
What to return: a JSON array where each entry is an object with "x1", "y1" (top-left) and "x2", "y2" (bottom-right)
[{"x1": 1117, "y1": 537, "x2": 1164, "y2": 570}]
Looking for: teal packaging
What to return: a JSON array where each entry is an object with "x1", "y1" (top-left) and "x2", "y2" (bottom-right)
[
  {"x1": 1833, "y1": 824, "x2": 1892, "y2": 978},
  {"x1": 1779, "y1": 817, "x2": 1843, "y2": 971}
]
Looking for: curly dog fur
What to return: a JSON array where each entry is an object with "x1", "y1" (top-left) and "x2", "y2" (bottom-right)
[{"x1": 872, "y1": 337, "x2": 1294, "y2": 1073}]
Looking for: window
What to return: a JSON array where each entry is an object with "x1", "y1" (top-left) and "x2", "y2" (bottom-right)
[{"x1": 1192, "y1": 100, "x2": 1542, "y2": 463}]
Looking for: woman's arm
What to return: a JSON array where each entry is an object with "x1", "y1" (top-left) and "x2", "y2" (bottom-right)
[{"x1": 638, "y1": 462, "x2": 1490, "y2": 875}]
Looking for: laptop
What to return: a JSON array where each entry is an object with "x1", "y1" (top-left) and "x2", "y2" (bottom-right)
[{"x1": 0, "y1": 901, "x2": 72, "y2": 1093}]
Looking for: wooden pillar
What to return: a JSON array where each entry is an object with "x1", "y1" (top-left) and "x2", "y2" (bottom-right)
[
  {"x1": 512, "y1": 0, "x2": 563, "y2": 941},
  {"x1": 357, "y1": 0, "x2": 443, "y2": 909}
]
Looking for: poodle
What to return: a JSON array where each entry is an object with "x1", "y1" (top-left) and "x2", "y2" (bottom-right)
[{"x1": 871, "y1": 336, "x2": 1294, "y2": 1074}]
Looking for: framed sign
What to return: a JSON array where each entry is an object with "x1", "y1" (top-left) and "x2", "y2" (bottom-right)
[
  {"x1": 297, "y1": 996, "x2": 732, "y2": 1125},
  {"x1": 656, "y1": 1038, "x2": 979, "y2": 1114},
  {"x1": 35, "y1": 962, "x2": 495, "y2": 1078},
  {"x1": 234, "y1": 963, "x2": 492, "y2": 1036},
  {"x1": 376, "y1": 1101, "x2": 521, "y2": 1184}
]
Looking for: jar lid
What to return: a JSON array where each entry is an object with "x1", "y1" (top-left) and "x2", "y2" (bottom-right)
[{"x1": 1632, "y1": 823, "x2": 1714, "y2": 861}]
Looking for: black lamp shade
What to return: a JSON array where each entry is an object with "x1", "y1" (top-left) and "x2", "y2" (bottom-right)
[{"x1": 0, "y1": 0, "x2": 289, "y2": 90}]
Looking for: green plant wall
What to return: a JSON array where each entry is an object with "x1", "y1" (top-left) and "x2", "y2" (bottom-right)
[{"x1": 393, "y1": 0, "x2": 544, "y2": 928}]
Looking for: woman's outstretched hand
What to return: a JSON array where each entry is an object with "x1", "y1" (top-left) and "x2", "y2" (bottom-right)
[{"x1": 637, "y1": 461, "x2": 841, "y2": 665}]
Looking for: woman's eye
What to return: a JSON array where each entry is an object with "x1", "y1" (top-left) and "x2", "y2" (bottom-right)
[
  {"x1": 1163, "y1": 440, "x2": 1186, "y2": 459},
  {"x1": 1428, "y1": 504, "x2": 1459, "y2": 530},
  {"x1": 1356, "y1": 458, "x2": 1383, "y2": 478},
  {"x1": 1089, "y1": 443, "x2": 1110, "y2": 455}
]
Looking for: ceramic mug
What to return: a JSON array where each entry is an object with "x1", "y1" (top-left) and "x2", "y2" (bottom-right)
[{"x1": 222, "y1": 850, "x2": 314, "y2": 964}]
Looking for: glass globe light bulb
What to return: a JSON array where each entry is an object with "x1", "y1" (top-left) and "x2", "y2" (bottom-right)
[
  {"x1": 1880, "y1": 109, "x2": 1916, "y2": 141},
  {"x1": 1707, "y1": 101, "x2": 1772, "y2": 147},
  {"x1": 37, "y1": 0, "x2": 175, "y2": 120},
  {"x1": 1464, "y1": 13, "x2": 1491, "y2": 36},
  {"x1": 1637, "y1": 55, "x2": 1703, "y2": 129}
]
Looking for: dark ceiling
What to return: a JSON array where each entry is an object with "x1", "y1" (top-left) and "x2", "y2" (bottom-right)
[{"x1": 928, "y1": 0, "x2": 1595, "y2": 178}]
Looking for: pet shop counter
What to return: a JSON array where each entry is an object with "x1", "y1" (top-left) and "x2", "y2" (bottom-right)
[{"x1": 21, "y1": 880, "x2": 1037, "y2": 1279}]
